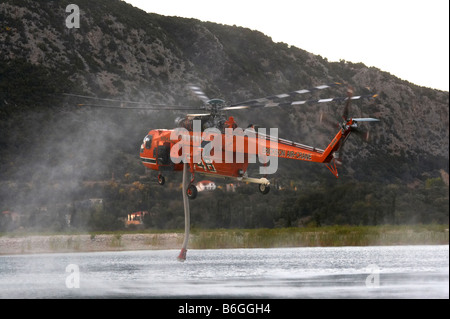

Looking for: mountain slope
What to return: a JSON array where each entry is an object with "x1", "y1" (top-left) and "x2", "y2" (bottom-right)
[
  {"x1": 1, "y1": 0, "x2": 447, "y2": 156},
  {"x1": 0, "y1": 0, "x2": 448, "y2": 230}
]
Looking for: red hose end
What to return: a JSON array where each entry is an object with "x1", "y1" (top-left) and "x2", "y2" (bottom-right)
[{"x1": 177, "y1": 248, "x2": 187, "y2": 261}]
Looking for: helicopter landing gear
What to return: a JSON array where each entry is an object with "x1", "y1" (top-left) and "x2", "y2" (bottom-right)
[
  {"x1": 239, "y1": 176, "x2": 271, "y2": 195},
  {"x1": 186, "y1": 184, "x2": 198, "y2": 200},
  {"x1": 157, "y1": 174, "x2": 165, "y2": 185},
  {"x1": 185, "y1": 161, "x2": 198, "y2": 200},
  {"x1": 258, "y1": 183, "x2": 270, "y2": 195}
]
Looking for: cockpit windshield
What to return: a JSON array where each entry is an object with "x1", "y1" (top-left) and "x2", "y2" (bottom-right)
[{"x1": 144, "y1": 135, "x2": 153, "y2": 149}]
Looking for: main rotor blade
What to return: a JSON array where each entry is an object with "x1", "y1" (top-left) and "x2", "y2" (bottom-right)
[
  {"x1": 63, "y1": 93, "x2": 205, "y2": 110},
  {"x1": 235, "y1": 93, "x2": 378, "y2": 109},
  {"x1": 352, "y1": 118, "x2": 380, "y2": 122},
  {"x1": 63, "y1": 93, "x2": 155, "y2": 105},
  {"x1": 188, "y1": 85, "x2": 210, "y2": 103},
  {"x1": 230, "y1": 82, "x2": 342, "y2": 107},
  {"x1": 77, "y1": 103, "x2": 205, "y2": 111},
  {"x1": 222, "y1": 105, "x2": 250, "y2": 111}
]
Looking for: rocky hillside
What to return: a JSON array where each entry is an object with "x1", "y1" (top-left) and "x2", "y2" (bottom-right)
[
  {"x1": 0, "y1": 0, "x2": 448, "y2": 230},
  {"x1": 2, "y1": 0, "x2": 447, "y2": 154}
]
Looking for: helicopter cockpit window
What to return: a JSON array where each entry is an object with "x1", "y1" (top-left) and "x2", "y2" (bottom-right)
[{"x1": 144, "y1": 135, "x2": 153, "y2": 149}]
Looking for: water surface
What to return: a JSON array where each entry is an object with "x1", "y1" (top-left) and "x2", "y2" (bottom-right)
[{"x1": 0, "y1": 245, "x2": 448, "y2": 298}]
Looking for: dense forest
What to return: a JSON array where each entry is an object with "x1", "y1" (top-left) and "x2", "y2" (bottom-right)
[{"x1": 0, "y1": 0, "x2": 448, "y2": 232}]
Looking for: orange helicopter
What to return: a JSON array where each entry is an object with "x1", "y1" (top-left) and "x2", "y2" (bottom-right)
[
  {"x1": 72, "y1": 83, "x2": 379, "y2": 200},
  {"x1": 138, "y1": 84, "x2": 378, "y2": 199}
]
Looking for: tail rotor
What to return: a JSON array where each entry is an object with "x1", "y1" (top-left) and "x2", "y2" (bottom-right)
[{"x1": 320, "y1": 85, "x2": 380, "y2": 167}]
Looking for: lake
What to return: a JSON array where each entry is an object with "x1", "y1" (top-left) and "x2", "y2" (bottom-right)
[{"x1": 0, "y1": 245, "x2": 448, "y2": 299}]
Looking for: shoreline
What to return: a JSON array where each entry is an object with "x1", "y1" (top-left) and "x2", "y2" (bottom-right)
[
  {"x1": 1, "y1": 225, "x2": 448, "y2": 255},
  {"x1": 0, "y1": 233, "x2": 184, "y2": 255}
]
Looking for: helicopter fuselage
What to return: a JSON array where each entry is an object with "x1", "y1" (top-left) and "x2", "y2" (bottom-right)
[{"x1": 139, "y1": 116, "x2": 355, "y2": 190}]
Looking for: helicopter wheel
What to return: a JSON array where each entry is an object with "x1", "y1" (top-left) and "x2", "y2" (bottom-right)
[
  {"x1": 186, "y1": 184, "x2": 198, "y2": 200},
  {"x1": 259, "y1": 183, "x2": 270, "y2": 195},
  {"x1": 157, "y1": 174, "x2": 165, "y2": 186}
]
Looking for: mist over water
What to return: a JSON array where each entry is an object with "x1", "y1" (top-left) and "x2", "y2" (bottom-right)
[
  {"x1": 0, "y1": 245, "x2": 448, "y2": 299},
  {"x1": 0, "y1": 103, "x2": 165, "y2": 231}
]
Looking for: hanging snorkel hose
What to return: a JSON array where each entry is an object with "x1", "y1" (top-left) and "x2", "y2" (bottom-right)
[{"x1": 177, "y1": 163, "x2": 190, "y2": 261}]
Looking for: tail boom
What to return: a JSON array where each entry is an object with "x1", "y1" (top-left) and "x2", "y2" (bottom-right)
[{"x1": 266, "y1": 127, "x2": 351, "y2": 178}]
